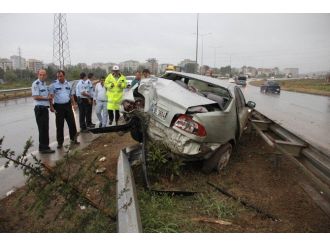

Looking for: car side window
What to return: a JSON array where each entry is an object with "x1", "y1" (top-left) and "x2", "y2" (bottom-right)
[{"x1": 234, "y1": 87, "x2": 245, "y2": 112}]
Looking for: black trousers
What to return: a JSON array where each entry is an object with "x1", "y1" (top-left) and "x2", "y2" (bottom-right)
[
  {"x1": 108, "y1": 110, "x2": 120, "y2": 124},
  {"x1": 34, "y1": 105, "x2": 50, "y2": 150},
  {"x1": 77, "y1": 97, "x2": 90, "y2": 129},
  {"x1": 54, "y1": 102, "x2": 77, "y2": 145},
  {"x1": 86, "y1": 98, "x2": 93, "y2": 125}
]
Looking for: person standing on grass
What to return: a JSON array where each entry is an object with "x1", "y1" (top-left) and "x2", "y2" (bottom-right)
[{"x1": 31, "y1": 69, "x2": 55, "y2": 154}]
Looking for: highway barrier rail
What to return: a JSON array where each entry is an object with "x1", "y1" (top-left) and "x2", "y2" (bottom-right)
[
  {"x1": 250, "y1": 110, "x2": 330, "y2": 189},
  {"x1": 114, "y1": 109, "x2": 330, "y2": 232},
  {"x1": 0, "y1": 87, "x2": 31, "y2": 100}
]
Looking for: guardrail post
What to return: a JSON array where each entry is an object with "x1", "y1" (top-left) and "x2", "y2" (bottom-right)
[{"x1": 117, "y1": 149, "x2": 142, "y2": 233}]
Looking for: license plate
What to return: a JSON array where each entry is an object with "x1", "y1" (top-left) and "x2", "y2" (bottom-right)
[{"x1": 152, "y1": 105, "x2": 168, "y2": 120}]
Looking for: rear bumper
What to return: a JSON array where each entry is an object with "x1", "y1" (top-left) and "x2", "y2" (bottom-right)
[{"x1": 147, "y1": 117, "x2": 221, "y2": 160}]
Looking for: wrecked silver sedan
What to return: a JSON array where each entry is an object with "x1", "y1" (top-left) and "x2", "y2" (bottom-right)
[{"x1": 121, "y1": 72, "x2": 256, "y2": 173}]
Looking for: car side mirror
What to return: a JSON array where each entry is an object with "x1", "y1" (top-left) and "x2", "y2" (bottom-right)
[{"x1": 246, "y1": 101, "x2": 256, "y2": 109}]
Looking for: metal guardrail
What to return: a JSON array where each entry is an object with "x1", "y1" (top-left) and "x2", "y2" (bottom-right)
[
  {"x1": 0, "y1": 87, "x2": 31, "y2": 93},
  {"x1": 117, "y1": 145, "x2": 142, "y2": 233},
  {"x1": 0, "y1": 87, "x2": 31, "y2": 99},
  {"x1": 251, "y1": 110, "x2": 330, "y2": 195}
]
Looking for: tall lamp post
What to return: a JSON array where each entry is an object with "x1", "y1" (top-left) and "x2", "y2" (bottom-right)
[
  {"x1": 200, "y1": 32, "x2": 212, "y2": 74},
  {"x1": 195, "y1": 13, "x2": 199, "y2": 73}
]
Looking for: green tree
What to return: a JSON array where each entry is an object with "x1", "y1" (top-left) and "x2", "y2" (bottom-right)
[
  {"x1": 0, "y1": 67, "x2": 4, "y2": 79},
  {"x1": 4, "y1": 70, "x2": 18, "y2": 82},
  {"x1": 219, "y1": 66, "x2": 231, "y2": 76}
]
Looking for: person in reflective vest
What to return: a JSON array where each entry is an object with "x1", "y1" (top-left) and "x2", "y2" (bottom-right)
[{"x1": 104, "y1": 65, "x2": 127, "y2": 125}]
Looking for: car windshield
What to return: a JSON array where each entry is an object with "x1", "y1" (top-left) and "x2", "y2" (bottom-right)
[{"x1": 238, "y1": 76, "x2": 246, "y2": 80}]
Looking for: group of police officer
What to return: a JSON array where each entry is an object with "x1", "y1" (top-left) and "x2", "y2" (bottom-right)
[{"x1": 32, "y1": 65, "x2": 129, "y2": 154}]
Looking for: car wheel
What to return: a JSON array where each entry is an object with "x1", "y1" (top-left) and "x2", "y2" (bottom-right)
[
  {"x1": 129, "y1": 117, "x2": 143, "y2": 142},
  {"x1": 202, "y1": 143, "x2": 233, "y2": 174}
]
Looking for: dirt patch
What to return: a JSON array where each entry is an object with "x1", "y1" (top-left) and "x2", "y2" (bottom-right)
[
  {"x1": 0, "y1": 130, "x2": 329, "y2": 232},
  {"x1": 0, "y1": 132, "x2": 137, "y2": 232}
]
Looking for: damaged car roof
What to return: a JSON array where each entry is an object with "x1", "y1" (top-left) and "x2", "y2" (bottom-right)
[{"x1": 163, "y1": 71, "x2": 236, "y2": 91}]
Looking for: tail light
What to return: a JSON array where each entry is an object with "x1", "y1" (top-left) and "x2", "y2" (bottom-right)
[{"x1": 172, "y1": 114, "x2": 206, "y2": 137}]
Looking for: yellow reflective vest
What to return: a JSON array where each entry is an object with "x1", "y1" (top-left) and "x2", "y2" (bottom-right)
[{"x1": 104, "y1": 73, "x2": 127, "y2": 110}]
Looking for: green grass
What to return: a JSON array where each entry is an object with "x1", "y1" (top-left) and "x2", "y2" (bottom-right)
[
  {"x1": 137, "y1": 189, "x2": 239, "y2": 233},
  {"x1": 250, "y1": 79, "x2": 330, "y2": 96},
  {"x1": 0, "y1": 81, "x2": 31, "y2": 90}
]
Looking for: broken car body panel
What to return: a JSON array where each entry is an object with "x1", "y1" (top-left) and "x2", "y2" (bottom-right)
[{"x1": 122, "y1": 71, "x2": 254, "y2": 159}]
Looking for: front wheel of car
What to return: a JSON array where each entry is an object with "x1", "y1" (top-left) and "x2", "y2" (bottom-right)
[{"x1": 202, "y1": 143, "x2": 233, "y2": 174}]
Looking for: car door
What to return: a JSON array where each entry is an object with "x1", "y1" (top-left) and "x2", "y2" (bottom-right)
[{"x1": 234, "y1": 86, "x2": 249, "y2": 139}]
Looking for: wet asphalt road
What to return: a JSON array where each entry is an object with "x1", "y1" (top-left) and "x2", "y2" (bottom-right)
[
  {"x1": 242, "y1": 82, "x2": 330, "y2": 154},
  {"x1": 1, "y1": 86, "x2": 330, "y2": 198},
  {"x1": 0, "y1": 97, "x2": 99, "y2": 198}
]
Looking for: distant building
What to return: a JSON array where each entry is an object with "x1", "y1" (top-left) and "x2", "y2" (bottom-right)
[
  {"x1": 283, "y1": 68, "x2": 299, "y2": 78},
  {"x1": 77, "y1": 63, "x2": 88, "y2": 69},
  {"x1": 0, "y1": 58, "x2": 13, "y2": 71},
  {"x1": 200, "y1": 65, "x2": 210, "y2": 75},
  {"x1": 10, "y1": 55, "x2": 26, "y2": 70},
  {"x1": 91, "y1": 62, "x2": 117, "y2": 73},
  {"x1": 91, "y1": 63, "x2": 105, "y2": 69},
  {"x1": 145, "y1": 58, "x2": 158, "y2": 75},
  {"x1": 241, "y1": 66, "x2": 257, "y2": 77},
  {"x1": 27, "y1": 59, "x2": 43, "y2": 73},
  {"x1": 119, "y1": 60, "x2": 140, "y2": 74},
  {"x1": 159, "y1": 64, "x2": 170, "y2": 74},
  {"x1": 179, "y1": 59, "x2": 198, "y2": 73}
]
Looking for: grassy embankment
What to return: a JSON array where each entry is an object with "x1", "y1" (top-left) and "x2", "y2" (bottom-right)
[
  {"x1": 0, "y1": 81, "x2": 32, "y2": 101},
  {"x1": 250, "y1": 79, "x2": 330, "y2": 96}
]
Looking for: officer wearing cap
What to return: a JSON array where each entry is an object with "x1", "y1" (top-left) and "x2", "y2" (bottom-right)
[
  {"x1": 49, "y1": 70, "x2": 79, "y2": 149},
  {"x1": 104, "y1": 65, "x2": 127, "y2": 126},
  {"x1": 32, "y1": 69, "x2": 55, "y2": 154}
]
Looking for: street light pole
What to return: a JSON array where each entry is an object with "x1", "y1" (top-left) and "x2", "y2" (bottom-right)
[
  {"x1": 195, "y1": 13, "x2": 199, "y2": 72},
  {"x1": 200, "y1": 33, "x2": 212, "y2": 74}
]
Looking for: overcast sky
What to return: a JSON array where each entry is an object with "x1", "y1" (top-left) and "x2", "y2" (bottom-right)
[{"x1": 0, "y1": 13, "x2": 329, "y2": 73}]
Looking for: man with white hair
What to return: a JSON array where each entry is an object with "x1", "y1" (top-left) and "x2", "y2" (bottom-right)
[{"x1": 104, "y1": 65, "x2": 127, "y2": 126}]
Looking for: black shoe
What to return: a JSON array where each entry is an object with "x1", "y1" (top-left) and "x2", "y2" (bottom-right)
[
  {"x1": 57, "y1": 144, "x2": 63, "y2": 149},
  {"x1": 87, "y1": 123, "x2": 96, "y2": 127},
  {"x1": 81, "y1": 128, "x2": 89, "y2": 133},
  {"x1": 99, "y1": 123, "x2": 102, "y2": 128},
  {"x1": 39, "y1": 148, "x2": 55, "y2": 154}
]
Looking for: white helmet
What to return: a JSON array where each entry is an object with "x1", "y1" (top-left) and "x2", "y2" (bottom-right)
[{"x1": 112, "y1": 65, "x2": 120, "y2": 71}]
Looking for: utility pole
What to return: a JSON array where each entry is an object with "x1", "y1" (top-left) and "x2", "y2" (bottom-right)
[
  {"x1": 53, "y1": 13, "x2": 71, "y2": 69},
  {"x1": 195, "y1": 13, "x2": 199, "y2": 74}
]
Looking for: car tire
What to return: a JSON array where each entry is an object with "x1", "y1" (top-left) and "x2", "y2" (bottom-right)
[{"x1": 202, "y1": 143, "x2": 233, "y2": 174}]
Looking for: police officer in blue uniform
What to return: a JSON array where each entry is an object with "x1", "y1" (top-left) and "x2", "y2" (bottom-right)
[
  {"x1": 76, "y1": 72, "x2": 91, "y2": 132},
  {"x1": 32, "y1": 69, "x2": 55, "y2": 154},
  {"x1": 49, "y1": 70, "x2": 79, "y2": 149},
  {"x1": 86, "y1": 73, "x2": 95, "y2": 128}
]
